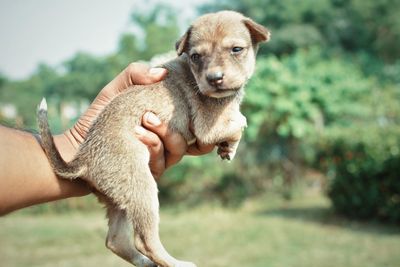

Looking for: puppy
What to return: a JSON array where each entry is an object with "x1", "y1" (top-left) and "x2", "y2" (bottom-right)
[{"x1": 38, "y1": 10, "x2": 269, "y2": 267}]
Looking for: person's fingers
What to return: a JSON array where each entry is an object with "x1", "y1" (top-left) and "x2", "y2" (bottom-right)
[
  {"x1": 102, "y1": 63, "x2": 168, "y2": 97},
  {"x1": 124, "y1": 63, "x2": 168, "y2": 86},
  {"x1": 187, "y1": 142, "x2": 215, "y2": 156},
  {"x1": 134, "y1": 125, "x2": 166, "y2": 180},
  {"x1": 142, "y1": 112, "x2": 188, "y2": 169},
  {"x1": 164, "y1": 133, "x2": 188, "y2": 168},
  {"x1": 68, "y1": 63, "x2": 167, "y2": 146},
  {"x1": 186, "y1": 121, "x2": 215, "y2": 155}
]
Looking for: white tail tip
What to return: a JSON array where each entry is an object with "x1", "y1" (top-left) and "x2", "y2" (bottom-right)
[{"x1": 39, "y1": 98, "x2": 47, "y2": 111}]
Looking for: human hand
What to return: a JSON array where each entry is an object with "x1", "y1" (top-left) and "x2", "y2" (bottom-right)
[
  {"x1": 55, "y1": 62, "x2": 214, "y2": 180},
  {"x1": 58, "y1": 63, "x2": 168, "y2": 160},
  {"x1": 135, "y1": 113, "x2": 215, "y2": 179}
]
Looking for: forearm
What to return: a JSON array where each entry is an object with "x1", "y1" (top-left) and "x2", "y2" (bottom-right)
[{"x1": 0, "y1": 125, "x2": 89, "y2": 215}]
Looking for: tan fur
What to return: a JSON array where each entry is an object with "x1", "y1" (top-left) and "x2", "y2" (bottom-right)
[{"x1": 38, "y1": 11, "x2": 269, "y2": 267}]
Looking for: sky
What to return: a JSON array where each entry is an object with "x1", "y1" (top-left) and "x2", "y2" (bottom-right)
[{"x1": 0, "y1": 0, "x2": 208, "y2": 80}]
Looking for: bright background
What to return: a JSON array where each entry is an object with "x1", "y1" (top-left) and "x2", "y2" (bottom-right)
[
  {"x1": 0, "y1": 0, "x2": 399, "y2": 266},
  {"x1": 0, "y1": 0, "x2": 206, "y2": 79}
]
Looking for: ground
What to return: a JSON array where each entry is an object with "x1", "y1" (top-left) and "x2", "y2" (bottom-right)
[{"x1": 1, "y1": 193, "x2": 399, "y2": 267}]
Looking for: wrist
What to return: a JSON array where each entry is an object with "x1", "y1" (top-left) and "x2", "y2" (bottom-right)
[
  {"x1": 52, "y1": 133, "x2": 91, "y2": 198},
  {"x1": 53, "y1": 130, "x2": 80, "y2": 162}
]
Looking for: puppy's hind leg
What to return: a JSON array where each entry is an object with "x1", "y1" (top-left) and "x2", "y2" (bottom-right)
[
  {"x1": 106, "y1": 204, "x2": 156, "y2": 267},
  {"x1": 128, "y1": 167, "x2": 196, "y2": 267}
]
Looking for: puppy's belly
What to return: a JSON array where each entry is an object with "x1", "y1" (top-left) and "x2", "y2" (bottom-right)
[
  {"x1": 127, "y1": 86, "x2": 194, "y2": 143},
  {"x1": 84, "y1": 132, "x2": 150, "y2": 196}
]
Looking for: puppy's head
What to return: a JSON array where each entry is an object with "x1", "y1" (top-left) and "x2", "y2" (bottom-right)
[{"x1": 176, "y1": 11, "x2": 270, "y2": 98}]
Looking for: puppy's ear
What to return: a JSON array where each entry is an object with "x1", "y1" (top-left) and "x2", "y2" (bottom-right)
[
  {"x1": 175, "y1": 26, "x2": 192, "y2": 56},
  {"x1": 243, "y1": 19, "x2": 270, "y2": 44}
]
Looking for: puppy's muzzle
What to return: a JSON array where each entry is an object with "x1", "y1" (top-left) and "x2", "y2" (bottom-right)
[{"x1": 206, "y1": 71, "x2": 224, "y2": 86}]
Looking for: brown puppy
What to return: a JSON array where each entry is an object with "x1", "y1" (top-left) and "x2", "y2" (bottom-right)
[{"x1": 38, "y1": 10, "x2": 269, "y2": 267}]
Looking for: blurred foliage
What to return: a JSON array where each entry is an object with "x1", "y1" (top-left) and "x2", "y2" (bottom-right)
[
  {"x1": 130, "y1": 4, "x2": 180, "y2": 60},
  {"x1": 1, "y1": 1, "x2": 399, "y2": 221},
  {"x1": 315, "y1": 126, "x2": 400, "y2": 223},
  {"x1": 200, "y1": 0, "x2": 400, "y2": 61},
  {"x1": 244, "y1": 48, "x2": 374, "y2": 141},
  {"x1": 160, "y1": 47, "x2": 399, "y2": 212}
]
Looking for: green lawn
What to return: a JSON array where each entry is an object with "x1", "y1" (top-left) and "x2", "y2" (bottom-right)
[{"x1": 1, "y1": 194, "x2": 399, "y2": 267}]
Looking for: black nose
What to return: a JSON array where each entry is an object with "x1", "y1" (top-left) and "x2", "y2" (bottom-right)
[{"x1": 206, "y1": 71, "x2": 224, "y2": 86}]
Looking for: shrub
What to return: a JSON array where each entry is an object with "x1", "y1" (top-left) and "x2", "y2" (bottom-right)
[{"x1": 316, "y1": 126, "x2": 400, "y2": 223}]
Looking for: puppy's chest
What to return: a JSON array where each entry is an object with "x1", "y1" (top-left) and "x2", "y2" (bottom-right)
[
  {"x1": 157, "y1": 95, "x2": 242, "y2": 146},
  {"x1": 190, "y1": 101, "x2": 245, "y2": 145}
]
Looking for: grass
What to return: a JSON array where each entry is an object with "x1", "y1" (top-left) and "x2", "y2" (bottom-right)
[{"x1": 1, "y1": 193, "x2": 399, "y2": 267}]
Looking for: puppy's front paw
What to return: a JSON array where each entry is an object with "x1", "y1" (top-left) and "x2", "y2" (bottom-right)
[{"x1": 217, "y1": 141, "x2": 238, "y2": 161}]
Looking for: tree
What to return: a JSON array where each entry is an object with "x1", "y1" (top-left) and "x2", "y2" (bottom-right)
[
  {"x1": 0, "y1": 73, "x2": 6, "y2": 99},
  {"x1": 115, "y1": 33, "x2": 141, "y2": 67},
  {"x1": 199, "y1": 0, "x2": 400, "y2": 60},
  {"x1": 130, "y1": 4, "x2": 180, "y2": 59}
]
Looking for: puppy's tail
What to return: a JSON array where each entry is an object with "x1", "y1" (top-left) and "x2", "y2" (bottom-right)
[{"x1": 37, "y1": 98, "x2": 86, "y2": 179}]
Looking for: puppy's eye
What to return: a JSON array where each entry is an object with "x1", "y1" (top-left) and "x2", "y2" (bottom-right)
[
  {"x1": 191, "y1": 53, "x2": 201, "y2": 63},
  {"x1": 231, "y1": 47, "x2": 244, "y2": 54}
]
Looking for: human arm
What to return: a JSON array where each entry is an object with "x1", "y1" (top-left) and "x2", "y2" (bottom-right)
[
  {"x1": 0, "y1": 125, "x2": 91, "y2": 215},
  {"x1": 0, "y1": 64, "x2": 166, "y2": 215}
]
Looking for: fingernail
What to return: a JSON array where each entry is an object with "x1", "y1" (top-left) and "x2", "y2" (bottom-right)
[
  {"x1": 145, "y1": 112, "x2": 161, "y2": 126},
  {"x1": 149, "y1": 67, "x2": 165, "y2": 76},
  {"x1": 134, "y1": 125, "x2": 146, "y2": 136}
]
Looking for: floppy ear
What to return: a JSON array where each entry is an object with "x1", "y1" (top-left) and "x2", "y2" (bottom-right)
[
  {"x1": 175, "y1": 26, "x2": 192, "y2": 56},
  {"x1": 243, "y1": 19, "x2": 270, "y2": 44}
]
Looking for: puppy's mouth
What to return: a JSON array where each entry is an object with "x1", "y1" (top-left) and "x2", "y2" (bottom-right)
[{"x1": 206, "y1": 87, "x2": 242, "y2": 98}]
